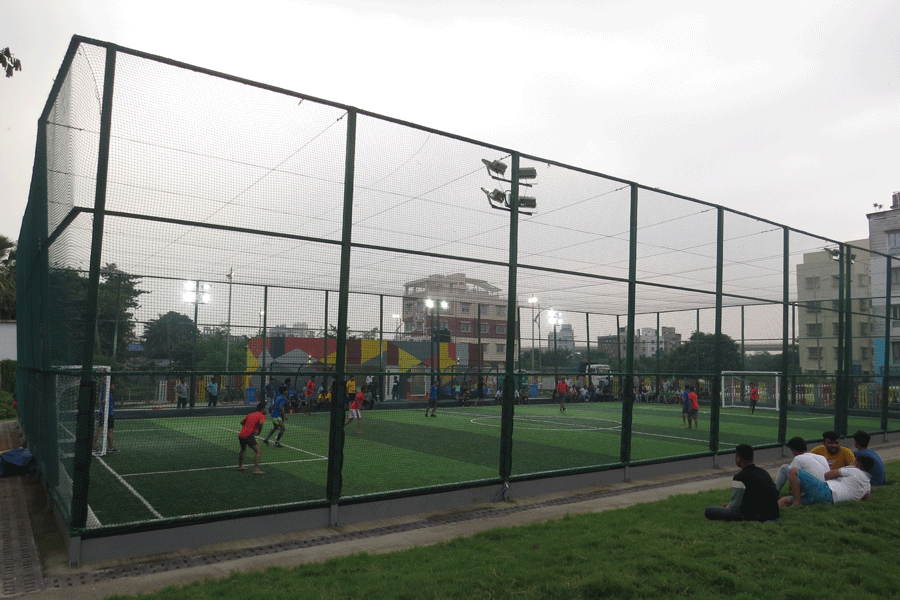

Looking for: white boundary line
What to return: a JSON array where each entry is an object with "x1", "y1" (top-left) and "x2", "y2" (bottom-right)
[
  {"x1": 92, "y1": 456, "x2": 165, "y2": 519},
  {"x1": 219, "y1": 425, "x2": 329, "y2": 460}
]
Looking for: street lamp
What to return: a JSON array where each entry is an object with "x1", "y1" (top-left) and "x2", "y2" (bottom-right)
[
  {"x1": 547, "y1": 310, "x2": 563, "y2": 382},
  {"x1": 425, "y1": 299, "x2": 448, "y2": 388},
  {"x1": 527, "y1": 296, "x2": 539, "y2": 373},
  {"x1": 392, "y1": 313, "x2": 402, "y2": 340},
  {"x1": 225, "y1": 268, "x2": 234, "y2": 374},
  {"x1": 183, "y1": 280, "x2": 211, "y2": 409}
]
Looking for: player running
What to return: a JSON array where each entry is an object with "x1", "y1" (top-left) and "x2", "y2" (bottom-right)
[{"x1": 262, "y1": 385, "x2": 288, "y2": 447}]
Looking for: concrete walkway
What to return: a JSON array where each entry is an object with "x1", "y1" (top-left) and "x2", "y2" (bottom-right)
[{"x1": 3, "y1": 418, "x2": 899, "y2": 600}]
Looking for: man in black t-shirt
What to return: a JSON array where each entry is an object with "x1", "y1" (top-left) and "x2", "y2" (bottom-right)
[{"x1": 705, "y1": 444, "x2": 779, "y2": 522}]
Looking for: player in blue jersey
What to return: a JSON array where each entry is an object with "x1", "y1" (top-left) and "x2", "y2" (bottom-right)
[{"x1": 263, "y1": 386, "x2": 288, "y2": 447}]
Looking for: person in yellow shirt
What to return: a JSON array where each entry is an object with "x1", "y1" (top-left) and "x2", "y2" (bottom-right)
[{"x1": 810, "y1": 431, "x2": 856, "y2": 470}]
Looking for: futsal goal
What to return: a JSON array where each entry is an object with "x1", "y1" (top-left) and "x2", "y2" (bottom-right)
[{"x1": 721, "y1": 371, "x2": 780, "y2": 411}]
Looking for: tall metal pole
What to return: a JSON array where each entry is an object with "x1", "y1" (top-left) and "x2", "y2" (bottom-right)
[
  {"x1": 190, "y1": 279, "x2": 199, "y2": 409},
  {"x1": 225, "y1": 267, "x2": 233, "y2": 375}
]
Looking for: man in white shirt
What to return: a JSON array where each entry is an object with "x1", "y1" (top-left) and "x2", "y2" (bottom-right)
[
  {"x1": 773, "y1": 436, "x2": 829, "y2": 493},
  {"x1": 781, "y1": 455, "x2": 874, "y2": 507}
]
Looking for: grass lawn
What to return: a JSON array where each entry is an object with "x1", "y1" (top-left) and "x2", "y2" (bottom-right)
[{"x1": 105, "y1": 461, "x2": 900, "y2": 600}]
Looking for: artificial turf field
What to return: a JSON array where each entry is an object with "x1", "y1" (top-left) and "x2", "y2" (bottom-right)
[{"x1": 81, "y1": 401, "x2": 886, "y2": 528}]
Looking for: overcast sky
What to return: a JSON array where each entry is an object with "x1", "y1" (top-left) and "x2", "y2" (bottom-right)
[{"x1": 2, "y1": 0, "x2": 899, "y2": 247}]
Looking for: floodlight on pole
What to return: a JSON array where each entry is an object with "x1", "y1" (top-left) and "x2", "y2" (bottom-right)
[
  {"x1": 182, "y1": 281, "x2": 211, "y2": 304},
  {"x1": 517, "y1": 167, "x2": 537, "y2": 180},
  {"x1": 527, "y1": 296, "x2": 539, "y2": 373},
  {"x1": 481, "y1": 158, "x2": 508, "y2": 177},
  {"x1": 480, "y1": 158, "x2": 538, "y2": 214}
]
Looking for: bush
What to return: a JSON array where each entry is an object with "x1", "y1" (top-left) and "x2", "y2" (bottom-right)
[
  {"x1": 0, "y1": 359, "x2": 14, "y2": 394},
  {"x1": 0, "y1": 390, "x2": 16, "y2": 420}
]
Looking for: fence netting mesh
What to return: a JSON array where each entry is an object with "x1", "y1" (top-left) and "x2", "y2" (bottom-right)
[{"x1": 17, "y1": 37, "x2": 898, "y2": 536}]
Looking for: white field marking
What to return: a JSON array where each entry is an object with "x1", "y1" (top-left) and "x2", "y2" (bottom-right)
[
  {"x1": 219, "y1": 425, "x2": 329, "y2": 460},
  {"x1": 468, "y1": 414, "x2": 621, "y2": 432},
  {"x1": 631, "y1": 430, "x2": 713, "y2": 444},
  {"x1": 126, "y1": 456, "x2": 327, "y2": 477},
  {"x1": 92, "y1": 456, "x2": 164, "y2": 519}
]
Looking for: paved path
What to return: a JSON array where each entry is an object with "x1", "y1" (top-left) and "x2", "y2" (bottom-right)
[{"x1": 3, "y1": 419, "x2": 899, "y2": 600}]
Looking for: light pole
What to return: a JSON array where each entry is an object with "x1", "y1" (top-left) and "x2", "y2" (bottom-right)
[
  {"x1": 426, "y1": 299, "x2": 448, "y2": 389},
  {"x1": 392, "y1": 313, "x2": 402, "y2": 340},
  {"x1": 548, "y1": 310, "x2": 562, "y2": 383},
  {"x1": 225, "y1": 268, "x2": 233, "y2": 375},
  {"x1": 183, "y1": 280, "x2": 211, "y2": 409},
  {"x1": 528, "y1": 296, "x2": 538, "y2": 372}
]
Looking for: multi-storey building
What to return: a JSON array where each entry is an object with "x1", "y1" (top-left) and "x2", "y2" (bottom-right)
[
  {"x1": 547, "y1": 323, "x2": 575, "y2": 352},
  {"x1": 401, "y1": 273, "x2": 514, "y2": 366},
  {"x1": 867, "y1": 192, "x2": 900, "y2": 382},
  {"x1": 796, "y1": 238, "x2": 872, "y2": 376},
  {"x1": 596, "y1": 326, "x2": 681, "y2": 359}
]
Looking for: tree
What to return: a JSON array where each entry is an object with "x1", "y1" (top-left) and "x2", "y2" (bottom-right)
[
  {"x1": 195, "y1": 328, "x2": 249, "y2": 373},
  {"x1": 0, "y1": 236, "x2": 15, "y2": 320},
  {"x1": 744, "y1": 346, "x2": 801, "y2": 375},
  {"x1": 664, "y1": 331, "x2": 742, "y2": 375},
  {"x1": 45, "y1": 264, "x2": 145, "y2": 366},
  {"x1": 97, "y1": 264, "x2": 144, "y2": 364},
  {"x1": 142, "y1": 311, "x2": 197, "y2": 368}
]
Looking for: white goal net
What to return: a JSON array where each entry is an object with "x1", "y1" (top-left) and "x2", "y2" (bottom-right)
[{"x1": 721, "y1": 371, "x2": 780, "y2": 411}]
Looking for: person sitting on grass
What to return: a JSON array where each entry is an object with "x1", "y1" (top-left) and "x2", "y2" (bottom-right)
[
  {"x1": 810, "y1": 430, "x2": 856, "y2": 470},
  {"x1": 238, "y1": 401, "x2": 266, "y2": 474},
  {"x1": 779, "y1": 454, "x2": 874, "y2": 507},
  {"x1": 773, "y1": 436, "x2": 829, "y2": 493},
  {"x1": 851, "y1": 430, "x2": 886, "y2": 486},
  {"x1": 704, "y1": 444, "x2": 779, "y2": 522}
]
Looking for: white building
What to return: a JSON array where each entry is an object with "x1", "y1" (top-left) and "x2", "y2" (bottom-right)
[
  {"x1": 867, "y1": 192, "x2": 900, "y2": 380},
  {"x1": 547, "y1": 323, "x2": 575, "y2": 352},
  {"x1": 796, "y1": 238, "x2": 872, "y2": 376}
]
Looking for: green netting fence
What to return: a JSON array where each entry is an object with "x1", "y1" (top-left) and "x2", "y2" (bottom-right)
[{"x1": 17, "y1": 36, "x2": 900, "y2": 538}]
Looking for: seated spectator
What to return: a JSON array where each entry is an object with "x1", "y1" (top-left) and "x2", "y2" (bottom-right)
[
  {"x1": 704, "y1": 444, "x2": 779, "y2": 522},
  {"x1": 780, "y1": 454, "x2": 874, "y2": 507},
  {"x1": 852, "y1": 430, "x2": 886, "y2": 486},
  {"x1": 774, "y1": 436, "x2": 829, "y2": 492},
  {"x1": 810, "y1": 431, "x2": 856, "y2": 470}
]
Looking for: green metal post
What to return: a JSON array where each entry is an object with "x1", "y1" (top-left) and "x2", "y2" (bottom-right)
[
  {"x1": 326, "y1": 109, "x2": 356, "y2": 509},
  {"x1": 835, "y1": 245, "x2": 848, "y2": 436},
  {"x1": 620, "y1": 184, "x2": 638, "y2": 464},
  {"x1": 709, "y1": 207, "x2": 723, "y2": 455},
  {"x1": 499, "y1": 153, "x2": 522, "y2": 483},
  {"x1": 779, "y1": 227, "x2": 790, "y2": 443},
  {"x1": 882, "y1": 256, "x2": 891, "y2": 432},
  {"x1": 843, "y1": 248, "x2": 853, "y2": 435},
  {"x1": 72, "y1": 46, "x2": 117, "y2": 530}
]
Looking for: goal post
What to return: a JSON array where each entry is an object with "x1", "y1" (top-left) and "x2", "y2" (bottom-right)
[
  {"x1": 721, "y1": 371, "x2": 780, "y2": 411},
  {"x1": 56, "y1": 366, "x2": 113, "y2": 456}
]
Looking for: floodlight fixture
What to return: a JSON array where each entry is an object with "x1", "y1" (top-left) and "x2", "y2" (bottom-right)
[
  {"x1": 519, "y1": 196, "x2": 537, "y2": 209},
  {"x1": 182, "y1": 281, "x2": 211, "y2": 304},
  {"x1": 825, "y1": 246, "x2": 856, "y2": 264},
  {"x1": 527, "y1": 295, "x2": 538, "y2": 305},
  {"x1": 481, "y1": 158, "x2": 508, "y2": 177},
  {"x1": 481, "y1": 187, "x2": 507, "y2": 204},
  {"x1": 517, "y1": 166, "x2": 537, "y2": 180}
]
